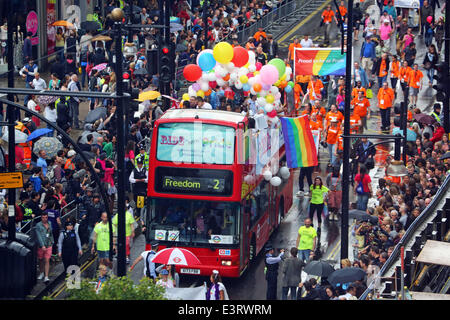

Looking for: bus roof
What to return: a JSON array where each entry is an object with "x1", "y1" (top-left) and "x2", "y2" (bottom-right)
[{"x1": 160, "y1": 109, "x2": 247, "y2": 125}]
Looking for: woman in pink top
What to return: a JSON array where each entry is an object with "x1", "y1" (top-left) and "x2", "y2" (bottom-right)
[
  {"x1": 379, "y1": 20, "x2": 393, "y2": 49},
  {"x1": 402, "y1": 28, "x2": 414, "y2": 51},
  {"x1": 104, "y1": 159, "x2": 117, "y2": 214}
]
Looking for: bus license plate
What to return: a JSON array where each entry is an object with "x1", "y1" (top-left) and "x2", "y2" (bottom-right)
[{"x1": 180, "y1": 268, "x2": 200, "y2": 275}]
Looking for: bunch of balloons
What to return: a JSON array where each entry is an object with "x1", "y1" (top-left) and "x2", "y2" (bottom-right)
[{"x1": 182, "y1": 42, "x2": 295, "y2": 120}]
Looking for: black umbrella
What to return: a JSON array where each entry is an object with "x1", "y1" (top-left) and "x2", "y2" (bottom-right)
[
  {"x1": 304, "y1": 260, "x2": 335, "y2": 277},
  {"x1": 85, "y1": 107, "x2": 107, "y2": 123},
  {"x1": 349, "y1": 209, "x2": 379, "y2": 224},
  {"x1": 440, "y1": 152, "x2": 450, "y2": 160},
  {"x1": 327, "y1": 267, "x2": 366, "y2": 287},
  {"x1": 134, "y1": 68, "x2": 148, "y2": 76},
  {"x1": 81, "y1": 21, "x2": 102, "y2": 31}
]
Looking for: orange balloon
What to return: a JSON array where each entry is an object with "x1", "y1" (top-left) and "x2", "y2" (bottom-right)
[
  {"x1": 223, "y1": 74, "x2": 230, "y2": 81},
  {"x1": 280, "y1": 80, "x2": 288, "y2": 88},
  {"x1": 253, "y1": 83, "x2": 262, "y2": 92},
  {"x1": 205, "y1": 89, "x2": 212, "y2": 96}
]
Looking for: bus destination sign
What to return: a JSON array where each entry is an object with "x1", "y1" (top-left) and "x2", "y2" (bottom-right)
[{"x1": 161, "y1": 176, "x2": 225, "y2": 194}]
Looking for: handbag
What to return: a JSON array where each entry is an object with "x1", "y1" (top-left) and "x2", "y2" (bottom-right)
[{"x1": 365, "y1": 157, "x2": 375, "y2": 170}]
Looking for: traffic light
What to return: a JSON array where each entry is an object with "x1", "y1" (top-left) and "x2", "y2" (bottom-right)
[
  {"x1": 433, "y1": 62, "x2": 449, "y2": 102},
  {"x1": 159, "y1": 42, "x2": 173, "y2": 84}
]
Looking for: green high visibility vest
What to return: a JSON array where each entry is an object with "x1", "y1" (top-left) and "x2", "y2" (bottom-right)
[
  {"x1": 432, "y1": 112, "x2": 441, "y2": 123},
  {"x1": 92, "y1": 13, "x2": 103, "y2": 31},
  {"x1": 135, "y1": 152, "x2": 149, "y2": 170},
  {"x1": 119, "y1": 0, "x2": 125, "y2": 9}
]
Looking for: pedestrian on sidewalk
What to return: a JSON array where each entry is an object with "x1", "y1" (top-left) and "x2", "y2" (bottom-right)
[
  {"x1": 68, "y1": 74, "x2": 80, "y2": 129},
  {"x1": 58, "y1": 219, "x2": 82, "y2": 273},
  {"x1": 377, "y1": 81, "x2": 395, "y2": 131},
  {"x1": 281, "y1": 247, "x2": 304, "y2": 300},
  {"x1": 321, "y1": 4, "x2": 338, "y2": 46},
  {"x1": 206, "y1": 270, "x2": 228, "y2": 300},
  {"x1": 129, "y1": 240, "x2": 159, "y2": 280},
  {"x1": 35, "y1": 211, "x2": 53, "y2": 284},
  {"x1": 354, "y1": 165, "x2": 372, "y2": 211},
  {"x1": 408, "y1": 63, "x2": 423, "y2": 107},
  {"x1": 91, "y1": 212, "x2": 114, "y2": 269}
]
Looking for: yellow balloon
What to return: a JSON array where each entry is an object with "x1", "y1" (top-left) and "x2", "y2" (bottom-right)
[
  {"x1": 240, "y1": 75, "x2": 249, "y2": 84},
  {"x1": 197, "y1": 90, "x2": 205, "y2": 97},
  {"x1": 254, "y1": 71, "x2": 260, "y2": 75},
  {"x1": 274, "y1": 80, "x2": 281, "y2": 87},
  {"x1": 244, "y1": 63, "x2": 250, "y2": 68},
  {"x1": 280, "y1": 73, "x2": 287, "y2": 81},
  {"x1": 182, "y1": 93, "x2": 190, "y2": 101},
  {"x1": 266, "y1": 94, "x2": 275, "y2": 104},
  {"x1": 213, "y1": 42, "x2": 234, "y2": 64}
]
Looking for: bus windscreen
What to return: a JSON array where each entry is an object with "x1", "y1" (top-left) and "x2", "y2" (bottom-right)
[{"x1": 156, "y1": 122, "x2": 235, "y2": 164}]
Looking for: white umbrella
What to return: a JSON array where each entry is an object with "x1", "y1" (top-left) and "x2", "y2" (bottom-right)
[{"x1": 1, "y1": 129, "x2": 29, "y2": 144}]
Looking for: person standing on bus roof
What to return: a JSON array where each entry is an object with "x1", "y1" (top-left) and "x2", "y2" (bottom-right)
[{"x1": 265, "y1": 244, "x2": 285, "y2": 300}]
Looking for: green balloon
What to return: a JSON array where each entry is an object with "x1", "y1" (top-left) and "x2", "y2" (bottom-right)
[
  {"x1": 268, "y1": 58, "x2": 286, "y2": 79},
  {"x1": 288, "y1": 81, "x2": 294, "y2": 88}
]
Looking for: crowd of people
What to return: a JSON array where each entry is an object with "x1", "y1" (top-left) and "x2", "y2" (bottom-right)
[{"x1": 0, "y1": 0, "x2": 448, "y2": 300}]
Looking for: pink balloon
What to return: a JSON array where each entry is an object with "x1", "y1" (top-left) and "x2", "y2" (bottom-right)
[
  {"x1": 247, "y1": 72, "x2": 254, "y2": 78},
  {"x1": 275, "y1": 92, "x2": 281, "y2": 100},
  {"x1": 262, "y1": 83, "x2": 271, "y2": 91},
  {"x1": 192, "y1": 83, "x2": 200, "y2": 91},
  {"x1": 260, "y1": 65, "x2": 279, "y2": 85},
  {"x1": 255, "y1": 62, "x2": 263, "y2": 71},
  {"x1": 427, "y1": 16, "x2": 433, "y2": 23}
]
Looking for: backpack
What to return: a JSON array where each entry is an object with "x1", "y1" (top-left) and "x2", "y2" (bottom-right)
[{"x1": 356, "y1": 174, "x2": 365, "y2": 195}]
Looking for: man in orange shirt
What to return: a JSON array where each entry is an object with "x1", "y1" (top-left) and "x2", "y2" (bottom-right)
[
  {"x1": 309, "y1": 112, "x2": 323, "y2": 131},
  {"x1": 390, "y1": 55, "x2": 401, "y2": 92},
  {"x1": 377, "y1": 82, "x2": 395, "y2": 131},
  {"x1": 294, "y1": 82, "x2": 305, "y2": 113},
  {"x1": 351, "y1": 90, "x2": 370, "y2": 132},
  {"x1": 325, "y1": 104, "x2": 344, "y2": 128},
  {"x1": 399, "y1": 60, "x2": 412, "y2": 102},
  {"x1": 307, "y1": 76, "x2": 324, "y2": 102},
  {"x1": 288, "y1": 38, "x2": 301, "y2": 65},
  {"x1": 337, "y1": 1, "x2": 347, "y2": 23},
  {"x1": 312, "y1": 99, "x2": 327, "y2": 124},
  {"x1": 351, "y1": 81, "x2": 367, "y2": 99},
  {"x1": 324, "y1": 120, "x2": 341, "y2": 166},
  {"x1": 253, "y1": 27, "x2": 267, "y2": 44},
  {"x1": 322, "y1": 4, "x2": 338, "y2": 45},
  {"x1": 408, "y1": 63, "x2": 423, "y2": 107}
]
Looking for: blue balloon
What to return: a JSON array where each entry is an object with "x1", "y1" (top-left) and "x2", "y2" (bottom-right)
[
  {"x1": 284, "y1": 85, "x2": 292, "y2": 93},
  {"x1": 198, "y1": 53, "x2": 216, "y2": 72},
  {"x1": 243, "y1": 83, "x2": 251, "y2": 91}
]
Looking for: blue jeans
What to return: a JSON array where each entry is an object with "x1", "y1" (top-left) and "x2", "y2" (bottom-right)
[
  {"x1": 378, "y1": 75, "x2": 387, "y2": 89},
  {"x1": 357, "y1": 193, "x2": 369, "y2": 211},
  {"x1": 282, "y1": 286, "x2": 298, "y2": 300},
  {"x1": 298, "y1": 249, "x2": 311, "y2": 262},
  {"x1": 426, "y1": 68, "x2": 435, "y2": 83},
  {"x1": 328, "y1": 143, "x2": 336, "y2": 166},
  {"x1": 81, "y1": 65, "x2": 87, "y2": 88},
  {"x1": 24, "y1": 82, "x2": 31, "y2": 106}
]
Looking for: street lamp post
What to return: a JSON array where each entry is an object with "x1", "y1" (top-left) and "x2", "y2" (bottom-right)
[
  {"x1": 111, "y1": 7, "x2": 127, "y2": 277},
  {"x1": 341, "y1": 0, "x2": 353, "y2": 260}
]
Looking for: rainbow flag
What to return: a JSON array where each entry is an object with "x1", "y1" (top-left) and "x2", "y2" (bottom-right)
[
  {"x1": 279, "y1": 116, "x2": 318, "y2": 168},
  {"x1": 294, "y1": 48, "x2": 346, "y2": 76}
]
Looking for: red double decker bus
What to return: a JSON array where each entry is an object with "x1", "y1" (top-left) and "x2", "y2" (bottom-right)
[{"x1": 144, "y1": 109, "x2": 294, "y2": 277}]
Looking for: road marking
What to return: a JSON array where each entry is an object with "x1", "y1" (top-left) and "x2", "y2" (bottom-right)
[{"x1": 278, "y1": 0, "x2": 333, "y2": 43}]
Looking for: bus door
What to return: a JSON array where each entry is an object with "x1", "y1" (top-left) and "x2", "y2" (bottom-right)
[{"x1": 240, "y1": 200, "x2": 250, "y2": 270}]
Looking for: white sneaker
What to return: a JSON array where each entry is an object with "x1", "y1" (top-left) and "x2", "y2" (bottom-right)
[
  {"x1": 44, "y1": 277, "x2": 50, "y2": 283},
  {"x1": 296, "y1": 191, "x2": 304, "y2": 197},
  {"x1": 37, "y1": 272, "x2": 44, "y2": 280}
]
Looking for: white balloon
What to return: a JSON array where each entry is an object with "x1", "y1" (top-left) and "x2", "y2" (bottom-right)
[
  {"x1": 280, "y1": 166, "x2": 290, "y2": 179},
  {"x1": 207, "y1": 73, "x2": 217, "y2": 82},
  {"x1": 248, "y1": 51, "x2": 256, "y2": 63},
  {"x1": 201, "y1": 73, "x2": 209, "y2": 82},
  {"x1": 270, "y1": 86, "x2": 279, "y2": 94},
  {"x1": 263, "y1": 170, "x2": 272, "y2": 181},
  {"x1": 265, "y1": 103, "x2": 274, "y2": 113},
  {"x1": 250, "y1": 88, "x2": 257, "y2": 95},
  {"x1": 272, "y1": 116, "x2": 279, "y2": 124},
  {"x1": 235, "y1": 81, "x2": 243, "y2": 89},
  {"x1": 216, "y1": 78, "x2": 226, "y2": 87},
  {"x1": 270, "y1": 176, "x2": 282, "y2": 187},
  {"x1": 285, "y1": 67, "x2": 292, "y2": 75},
  {"x1": 226, "y1": 62, "x2": 235, "y2": 71},
  {"x1": 200, "y1": 82, "x2": 209, "y2": 92},
  {"x1": 248, "y1": 65, "x2": 256, "y2": 73},
  {"x1": 248, "y1": 77, "x2": 257, "y2": 86},
  {"x1": 257, "y1": 97, "x2": 266, "y2": 106},
  {"x1": 230, "y1": 73, "x2": 238, "y2": 82},
  {"x1": 188, "y1": 86, "x2": 196, "y2": 97}
]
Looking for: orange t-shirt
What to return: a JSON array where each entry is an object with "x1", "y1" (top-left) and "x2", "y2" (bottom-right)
[
  {"x1": 377, "y1": 87, "x2": 395, "y2": 109},
  {"x1": 253, "y1": 31, "x2": 267, "y2": 42},
  {"x1": 350, "y1": 114, "x2": 362, "y2": 134},
  {"x1": 322, "y1": 9, "x2": 335, "y2": 23},
  {"x1": 351, "y1": 97, "x2": 370, "y2": 117},
  {"x1": 310, "y1": 118, "x2": 323, "y2": 131},
  {"x1": 338, "y1": 6, "x2": 347, "y2": 18},
  {"x1": 390, "y1": 61, "x2": 400, "y2": 78},
  {"x1": 289, "y1": 43, "x2": 302, "y2": 60},
  {"x1": 325, "y1": 110, "x2": 344, "y2": 127},
  {"x1": 399, "y1": 66, "x2": 412, "y2": 83},
  {"x1": 326, "y1": 125, "x2": 340, "y2": 145},
  {"x1": 337, "y1": 134, "x2": 344, "y2": 151},
  {"x1": 352, "y1": 87, "x2": 366, "y2": 98},
  {"x1": 379, "y1": 59, "x2": 388, "y2": 77},
  {"x1": 409, "y1": 70, "x2": 423, "y2": 89},
  {"x1": 308, "y1": 80, "x2": 324, "y2": 100}
]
